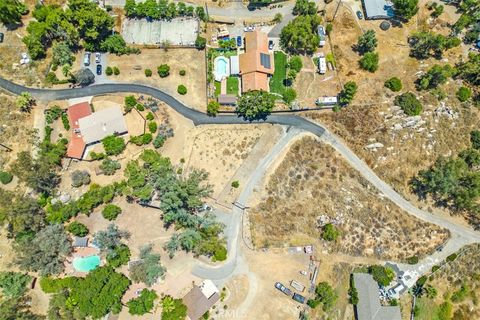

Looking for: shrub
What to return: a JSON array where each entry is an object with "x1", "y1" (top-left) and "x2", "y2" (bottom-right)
[
  {"x1": 207, "y1": 101, "x2": 220, "y2": 116},
  {"x1": 406, "y1": 256, "x2": 419, "y2": 264},
  {"x1": 446, "y1": 253, "x2": 457, "y2": 262},
  {"x1": 231, "y1": 180, "x2": 240, "y2": 188},
  {"x1": 307, "y1": 299, "x2": 321, "y2": 308},
  {"x1": 136, "y1": 103, "x2": 145, "y2": 111},
  {"x1": 326, "y1": 23, "x2": 333, "y2": 35},
  {"x1": 339, "y1": 81, "x2": 358, "y2": 106},
  {"x1": 113, "y1": 67, "x2": 120, "y2": 75},
  {"x1": 282, "y1": 88, "x2": 297, "y2": 104},
  {"x1": 322, "y1": 223, "x2": 339, "y2": 241},
  {"x1": 195, "y1": 36, "x2": 207, "y2": 49},
  {"x1": 179, "y1": 70, "x2": 186, "y2": 76},
  {"x1": 100, "y1": 158, "x2": 121, "y2": 175},
  {"x1": 102, "y1": 204, "x2": 122, "y2": 221},
  {"x1": 106, "y1": 244, "x2": 131, "y2": 267},
  {"x1": 146, "y1": 112, "x2": 154, "y2": 121},
  {"x1": 153, "y1": 134, "x2": 166, "y2": 148},
  {"x1": 144, "y1": 68, "x2": 152, "y2": 77},
  {"x1": 213, "y1": 246, "x2": 227, "y2": 262},
  {"x1": 457, "y1": 86, "x2": 472, "y2": 102},
  {"x1": 384, "y1": 77, "x2": 402, "y2": 92},
  {"x1": 68, "y1": 221, "x2": 89, "y2": 237},
  {"x1": 394, "y1": 92, "x2": 423, "y2": 116},
  {"x1": 90, "y1": 151, "x2": 107, "y2": 161},
  {"x1": 431, "y1": 265, "x2": 440, "y2": 272},
  {"x1": 130, "y1": 133, "x2": 153, "y2": 146},
  {"x1": 61, "y1": 112, "x2": 70, "y2": 130},
  {"x1": 177, "y1": 85, "x2": 187, "y2": 95},
  {"x1": 289, "y1": 56, "x2": 303, "y2": 73},
  {"x1": 106, "y1": 66, "x2": 113, "y2": 76},
  {"x1": 157, "y1": 64, "x2": 170, "y2": 77},
  {"x1": 0, "y1": 171, "x2": 13, "y2": 184},
  {"x1": 148, "y1": 121, "x2": 157, "y2": 133},
  {"x1": 471, "y1": 131, "x2": 480, "y2": 150},
  {"x1": 45, "y1": 105, "x2": 63, "y2": 124},
  {"x1": 369, "y1": 265, "x2": 395, "y2": 286},
  {"x1": 71, "y1": 170, "x2": 91, "y2": 188}
]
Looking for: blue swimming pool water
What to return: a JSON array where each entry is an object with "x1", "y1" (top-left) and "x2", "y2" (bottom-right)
[
  {"x1": 73, "y1": 255, "x2": 100, "y2": 272},
  {"x1": 214, "y1": 56, "x2": 229, "y2": 81}
]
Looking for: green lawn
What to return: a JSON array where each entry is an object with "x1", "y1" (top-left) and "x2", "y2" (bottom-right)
[
  {"x1": 214, "y1": 81, "x2": 221, "y2": 96},
  {"x1": 269, "y1": 51, "x2": 287, "y2": 95},
  {"x1": 226, "y1": 77, "x2": 239, "y2": 95}
]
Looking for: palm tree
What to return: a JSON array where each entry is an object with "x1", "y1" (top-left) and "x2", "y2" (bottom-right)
[{"x1": 162, "y1": 296, "x2": 175, "y2": 313}]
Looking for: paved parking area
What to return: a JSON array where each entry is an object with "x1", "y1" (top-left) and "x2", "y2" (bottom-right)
[
  {"x1": 79, "y1": 52, "x2": 109, "y2": 84},
  {"x1": 122, "y1": 18, "x2": 199, "y2": 46}
]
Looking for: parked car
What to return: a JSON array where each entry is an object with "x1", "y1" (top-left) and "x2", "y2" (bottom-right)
[
  {"x1": 95, "y1": 52, "x2": 101, "y2": 64},
  {"x1": 0, "y1": 33, "x2": 4, "y2": 43},
  {"x1": 96, "y1": 64, "x2": 102, "y2": 75},
  {"x1": 236, "y1": 36, "x2": 242, "y2": 47},
  {"x1": 274, "y1": 282, "x2": 292, "y2": 296},
  {"x1": 356, "y1": 10, "x2": 363, "y2": 19},
  {"x1": 292, "y1": 293, "x2": 306, "y2": 304},
  {"x1": 268, "y1": 40, "x2": 274, "y2": 50},
  {"x1": 84, "y1": 52, "x2": 91, "y2": 66},
  {"x1": 244, "y1": 26, "x2": 255, "y2": 32}
]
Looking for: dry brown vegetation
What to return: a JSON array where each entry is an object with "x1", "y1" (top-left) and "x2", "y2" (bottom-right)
[{"x1": 250, "y1": 137, "x2": 450, "y2": 262}]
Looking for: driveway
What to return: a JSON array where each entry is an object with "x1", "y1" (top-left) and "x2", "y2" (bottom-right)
[{"x1": 79, "y1": 52, "x2": 109, "y2": 84}]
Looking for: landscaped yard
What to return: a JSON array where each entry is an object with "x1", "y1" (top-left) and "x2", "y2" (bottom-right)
[
  {"x1": 226, "y1": 77, "x2": 239, "y2": 95},
  {"x1": 269, "y1": 51, "x2": 287, "y2": 95}
]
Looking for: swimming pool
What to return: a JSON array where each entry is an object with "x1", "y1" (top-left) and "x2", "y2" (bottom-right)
[
  {"x1": 214, "y1": 56, "x2": 230, "y2": 81},
  {"x1": 73, "y1": 255, "x2": 101, "y2": 272}
]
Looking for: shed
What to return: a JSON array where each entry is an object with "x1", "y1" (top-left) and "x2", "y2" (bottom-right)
[
  {"x1": 183, "y1": 280, "x2": 220, "y2": 320},
  {"x1": 73, "y1": 236, "x2": 88, "y2": 248},
  {"x1": 217, "y1": 94, "x2": 238, "y2": 106}
]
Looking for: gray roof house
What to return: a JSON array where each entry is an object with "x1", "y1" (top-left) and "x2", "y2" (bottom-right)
[
  {"x1": 73, "y1": 236, "x2": 88, "y2": 247},
  {"x1": 78, "y1": 106, "x2": 128, "y2": 144},
  {"x1": 353, "y1": 273, "x2": 401, "y2": 320},
  {"x1": 361, "y1": 0, "x2": 394, "y2": 19}
]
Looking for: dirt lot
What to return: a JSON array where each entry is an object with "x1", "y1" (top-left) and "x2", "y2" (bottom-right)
[
  {"x1": 249, "y1": 136, "x2": 450, "y2": 262},
  {"x1": 107, "y1": 49, "x2": 207, "y2": 110}
]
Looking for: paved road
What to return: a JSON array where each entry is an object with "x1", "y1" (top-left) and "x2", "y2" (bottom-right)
[{"x1": 2, "y1": 77, "x2": 480, "y2": 281}]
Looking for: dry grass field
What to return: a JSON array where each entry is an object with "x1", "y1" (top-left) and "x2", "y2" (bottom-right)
[
  {"x1": 107, "y1": 49, "x2": 207, "y2": 110},
  {"x1": 250, "y1": 137, "x2": 450, "y2": 262}
]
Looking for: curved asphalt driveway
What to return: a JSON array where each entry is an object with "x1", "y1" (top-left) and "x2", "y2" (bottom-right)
[{"x1": 2, "y1": 77, "x2": 480, "y2": 274}]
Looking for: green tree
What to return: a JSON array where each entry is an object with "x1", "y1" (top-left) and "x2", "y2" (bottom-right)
[
  {"x1": 394, "y1": 92, "x2": 422, "y2": 115},
  {"x1": 384, "y1": 77, "x2": 402, "y2": 92},
  {"x1": 145, "y1": 68, "x2": 152, "y2": 77},
  {"x1": 293, "y1": 0, "x2": 317, "y2": 16},
  {"x1": 102, "y1": 135, "x2": 126, "y2": 156},
  {"x1": 207, "y1": 101, "x2": 220, "y2": 116},
  {"x1": 16, "y1": 92, "x2": 35, "y2": 112},
  {"x1": 456, "y1": 53, "x2": 480, "y2": 86},
  {"x1": 355, "y1": 30, "x2": 377, "y2": 54},
  {"x1": 409, "y1": 32, "x2": 460, "y2": 59},
  {"x1": 113, "y1": 66, "x2": 120, "y2": 75},
  {"x1": 130, "y1": 244, "x2": 166, "y2": 286},
  {"x1": 177, "y1": 85, "x2": 187, "y2": 95},
  {"x1": 16, "y1": 224, "x2": 72, "y2": 276},
  {"x1": 128, "y1": 289, "x2": 158, "y2": 315},
  {"x1": 124, "y1": 95, "x2": 137, "y2": 112},
  {"x1": 315, "y1": 282, "x2": 338, "y2": 311},
  {"x1": 5, "y1": 196, "x2": 45, "y2": 239},
  {"x1": 106, "y1": 244, "x2": 131, "y2": 268},
  {"x1": 289, "y1": 56, "x2": 303, "y2": 73},
  {"x1": 0, "y1": 272, "x2": 32, "y2": 298},
  {"x1": 157, "y1": 64, "x2": 170, "y2": 77},
  {"x1": 280, "y1": 15, "x2": 321, "y2": 54},
  {"x1": 392, "y1": 0, "x2": 419, "y2": 20},
  {"x1": 0, "y1": 0, "x2": 27, "y2": 25},
  {"x1": 338, "y1": 81, "x2": 358, "y2": 106},
  {"x1": 0, "y1": 296, "x2": 43, "y2": 320},
  {"x1": 236, "y1": 90, "x2": 275, "y2": 120},
  {"x1": 471, "y1": 130, "x2": 480, "y2": 149},
  {"x1": 106, "y1": 66, "x2": 113, "y2": 76},
  {"x1": 52, "y1": 42, "x2": 74, "y2": 67},
  {"x1": 322, "y1": 223, "x2": 339, "y2": 241},
  {"x1": 369, "y1": 265, "x2": 395, "y2": 286},
  {"x1": 71, "y1": 170, "x2": 91, "y2": 187},
  {"x1": 359, "y1": 52, "x2": 379, "y2": 72},
  {"x1": 161, "y1": 296, "x2": 187, "y2": 320},
  {"x1": 74, "y1": 68, "x2": 95, "y2": 86},
  {"x1": 67, "y1": 221, "x2": 89, "y2": 237},
  {"x1": 102, "y1": 204, "x2": 122, "y2": 221},
  {"x1": 100, "y1": 34, "x2": 129, "y2": 54},
  {"x1": 195, "y1": 36, "x2": 206, "y2": 49},
  {"x1": 0, "y1": 171, "x2": 13, "y2": 184},
  {"x1": 457, "y1": 86, "x2": 472, "y2": 102},
  {"x1": 93, "y1": 224, "x2": 130, "y2": 253},
  {"x1": 417, "y1": 64, "x2": 454, "y2": 90},
  {"x1": 99, "y1": 158, "x2": 121, "y2": 175}
]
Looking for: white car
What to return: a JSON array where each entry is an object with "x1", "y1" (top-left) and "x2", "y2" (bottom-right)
[
  {"x1": 84, "y1": 52, "x2": 91, "y2": 66},
  {"x1": 244, "y1": 26, "x2": 255, "y2": 32},
  {"x1": 95, "y1": 52, "x2": 101, "y2": 64}
]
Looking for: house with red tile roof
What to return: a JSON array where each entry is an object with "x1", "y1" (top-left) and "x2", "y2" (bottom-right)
[
  {"x1": 66, "y1": 102, "x2": 128, "y2": 160},
  {"x1": 239, "y1": 30, "x2": 275, "y2": 93}
]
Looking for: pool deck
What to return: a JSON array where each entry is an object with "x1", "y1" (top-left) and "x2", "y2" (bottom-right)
[{"x1": 63, "y1": 247, "x2": 102, "y2": 276}]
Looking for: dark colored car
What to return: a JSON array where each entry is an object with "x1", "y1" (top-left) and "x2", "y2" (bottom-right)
[
  {"x1": 0, "y1": 33, "x2": 4, "y2": 43},
  {"x1": 275, "y1": 282, "x2": 293, "y2": 296},
  {"x1": 236, "y1": 36, "x2": 242, "y2": 47},
  {"x1": 292, "y1": 293, "x2": 306, "y2": 304},
  {"x1": 96, "y1": 64, "x2": 102, "y2": 75},
  {"x1": 356, "y1": 10, "x2": 363, "y2": 19}
]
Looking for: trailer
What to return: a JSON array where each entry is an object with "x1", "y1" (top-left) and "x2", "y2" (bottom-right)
[
  {"x1": 290, "y1": 280, "x2": 306, "y2": 292},
  {"x1": 317, "y1": 55, "x2": 327, "y2": 74},
  {"x1": 315, "y1": 96, "x2": 338, "y2": 106}
]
